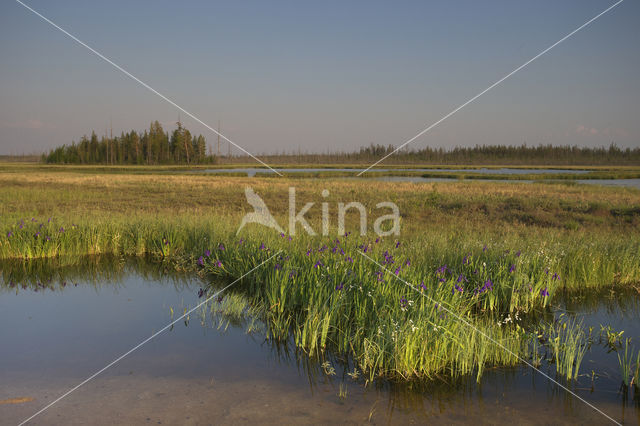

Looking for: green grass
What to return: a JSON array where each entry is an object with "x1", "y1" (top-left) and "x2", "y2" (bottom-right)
[{"x1": 1, "y1": 166, "x2": 639, "y2": 383}]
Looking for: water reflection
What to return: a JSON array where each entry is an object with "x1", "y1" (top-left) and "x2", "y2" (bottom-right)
[{"x1": 0, "y1": 257, "x2": 638, "y2": 424}]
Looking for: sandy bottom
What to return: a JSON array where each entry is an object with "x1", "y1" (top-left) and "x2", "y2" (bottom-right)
[{"x1": 3, "y1": 369, "x2": 628, "y2": 425}]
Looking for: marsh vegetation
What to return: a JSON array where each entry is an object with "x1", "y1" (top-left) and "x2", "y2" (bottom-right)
[{"x1": 1, "y1": 164, "x2": 639, "y2": 421}]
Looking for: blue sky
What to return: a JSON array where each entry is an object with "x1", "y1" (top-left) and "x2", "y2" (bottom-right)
[{"x1": 0, "y1": 0, "x2": 638, "y2": 155}]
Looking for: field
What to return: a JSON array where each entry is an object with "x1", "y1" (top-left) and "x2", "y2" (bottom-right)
[{"x1": 1, "y1": 163, "x2": 640, "y2": 386}]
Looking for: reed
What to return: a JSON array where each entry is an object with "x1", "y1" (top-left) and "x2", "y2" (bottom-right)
[{"x1": 1, "y1": 167, "x2": 639, "y2": 382}]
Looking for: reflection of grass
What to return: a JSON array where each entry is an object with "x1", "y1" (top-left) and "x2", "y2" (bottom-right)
[
  {"x1": 618, "y1": 339, "x2": 640, "y2": 391},
  {"x1": 1, "y1": 167, "x2": 639, "y2": 382}
]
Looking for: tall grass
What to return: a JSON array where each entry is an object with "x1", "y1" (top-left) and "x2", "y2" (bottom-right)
[{"x1": 1, "y1": 169, "x2": 639, "y2": 382}]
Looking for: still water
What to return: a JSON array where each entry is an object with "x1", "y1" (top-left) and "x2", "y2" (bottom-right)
[
  {"x1": 194, "y1": 168, "x2": 640, "y2": 189},
  {"x1": 197, "y1": 167, "x2": 589, "y2": 177},
  {"x1": 1, "y1": 258, "x2": 638, "y2": 425}
]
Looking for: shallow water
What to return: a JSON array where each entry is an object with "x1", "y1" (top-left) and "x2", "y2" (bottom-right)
[
  {"x1": 196, "y1": 167, "x2": 589, "y2": 177},
  {"x1": 193, "y1": 167, "x2": 640, "y2": 188},
  {"x1": 1, "y1": 262, "x2": 638, "y2": 425}
]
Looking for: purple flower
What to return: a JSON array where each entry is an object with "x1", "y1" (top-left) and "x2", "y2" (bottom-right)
[
  {"x1": 31, "y1": 218, "x2": 36, "y2": 222},
  {"x1": 395, "y1": 241, "x2": 401, "y2": 248},
  {"x1": 197, "y1": 256, "x2": 204, "y2": 266},
  {"x1": 215, "y1": 260, "x2": 223, "y2": 268},
  {"x1": 400, "y1": 297, "x2": 408, "y2": 308},
  {"x1": 540, "y1": 287, "x2": 549, "y2": 297},
  {"x1": 204, "y1": 249, "x2": 211, "y2": 257},
  {"x1": 516, "y1": 250, "x2": 521, "y2": 257},
  {"x1": 6, "y1": 231, "x2": 13, "y2": 238},
  {"x1": 462, "y1": 254, "x2": 471, "y2": 265},
  {"x1": 48, "y1": 217, "x2": 52, "y2": 223},
  {"x1": 34, "y1": 231, "x2": 40, "y2": 238},
  {"x1": 457, "y1": 274, "x2": 466, "y2": 283},
  {"x1": 453, "y1": 284, "x2": 464, "y2": 293},
  {"x1": 345, "y1": 256, "x2": 353, "y2": 263},
  {"x1": 274, "y1": 263, "x2": 281, "y2": 271},
  {"x1": 280, "y1": 233, "x2": 285, "y2": 238},
  {"x1": 477, "y1": 279, "x2": 494, "y2": 294},
  {"x1": 259, "y1": 243, "x2": 266, "y2": 250},
  {"x1": 314, "y1": 260, "x2": 324, "y2": 269},
  {"x1": 552, "y1": 273, "x2": 560, "y2": 281},
  {"x1": 436, "y1": 265, "x2": 447, "y2": 274},
  {"x1": 306, "y1": 248, "x2": 312, "y2": 256},
  {"x1": 238, "y1": 238, "x2": 244, "y2": 245},
  {"x1": 405, "y1": 259, "x2": 411, "y2": 266},
  {"x1": 59, "y1": 227, "x2": 65, "y2": 233},
  {"x1": 288, "y1": 270, "x2": 297, "y2": 279},
  {"x1": 375, "y1": 238, "x2": 380, "y2": 243},
  {"x1": 419, "y1": 281, "x2": 427, "y2": 291},
  {"x1": 45, "y1": 236, "x2": 51, "y2": 241},
  {"x1": 483, "y1": 244, "x2": 487, "y2": 252},
  {"x1": 218, "y1": 243, "x2": 225, "y2": 251},
  {"x1": 509, "y1": 264, "x2": 516, "y2": 273},
  {"x1": 335, "y1": 282, "x2": 344, "y2": 291},
  {"x1": 19, "y1": 224, "x2": 23, "y2": 229},
  {"x1": 394, "y1": 267, "x2": 401, "y2": 275}
]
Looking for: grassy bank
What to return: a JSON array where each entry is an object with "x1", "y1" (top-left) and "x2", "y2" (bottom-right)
[{"x1": 1, "y1": 167, "x2": 639, "y2": 382}]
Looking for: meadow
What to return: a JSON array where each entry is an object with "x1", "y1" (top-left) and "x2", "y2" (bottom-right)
[{"x1": 1, "y1": 164, "x2": 639, "y2": 389}]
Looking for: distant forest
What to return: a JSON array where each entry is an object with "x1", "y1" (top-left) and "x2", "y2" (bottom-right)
[
  {"x1": 43, "y1": 121, "x2": 213, "y2": 165},
  {"x1": 229, "y1": 143, "x2": 640, "y2": 166},
  {"x1": 42, "y1": 122, "x2": 640, "y2": 165}
]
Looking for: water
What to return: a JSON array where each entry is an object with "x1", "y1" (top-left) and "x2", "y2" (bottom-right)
[
  {"x1": 197, "y1": 167, "x2": 589, "y2": 177},
  {"x1": 1, "y1": 259, "x2": 638, "y2": 425},
  {"x1": 194, "y1": 168, "x2": 640, "y2": 188}
]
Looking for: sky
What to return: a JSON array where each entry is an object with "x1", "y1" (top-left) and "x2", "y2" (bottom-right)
[{"x1": 0, "y1": 0, "x2": 638, "y2": 156}]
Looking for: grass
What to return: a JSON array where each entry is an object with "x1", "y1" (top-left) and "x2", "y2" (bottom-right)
[{"x1": 1, "y1": 164, "x2": 639, "y2": 383}]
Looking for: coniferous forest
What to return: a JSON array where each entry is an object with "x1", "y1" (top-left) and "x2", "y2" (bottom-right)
[
  {"x1": 43, "y1": 121, "x2": 213, "y2": 165},
  {"x1": 42, "y1": 121, "x2": 640, "y2": 165}
]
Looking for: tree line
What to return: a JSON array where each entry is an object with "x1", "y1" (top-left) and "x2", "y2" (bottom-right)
[
  {"x1": 43, "y1": 123, "x2": 639, "y2": 165},
  {"x1": 229, "y1": 143, "x2": 640, "y2": 166},
  {"x1": 43, "y1": 121, "x2": 214, "y2": 165}
]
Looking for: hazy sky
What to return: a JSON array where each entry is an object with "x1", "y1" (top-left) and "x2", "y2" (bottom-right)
[{"x1": 1, "y1": 0, "x2": 638, "y2": 155}]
